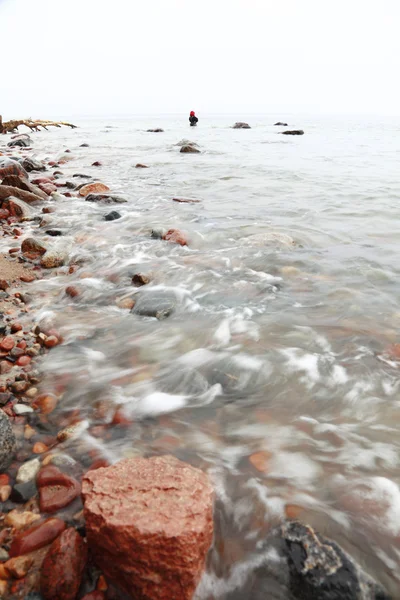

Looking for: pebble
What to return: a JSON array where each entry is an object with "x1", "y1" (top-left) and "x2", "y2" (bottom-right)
[
  {"x1": 44, "y1": 336, "x2": 59, "y2": 348},
  {"x1": 9, "y1": 518, "x2": 66, "y2": 557},
  {"x1": 40, "y1": 528, "x2": 87, "y2": 600},
  {"x1": 4, "y1": 555, "x2": 33, "y2": 579},
  {"x1": 33, "y1": 442, "x2": 49, "y2": 454},
  {"x1": 65, "y1": 286, "x2": 79, "y2": 298},
  {"x1": 104, "y1": 210, "x2": 121, "y2": 221},
  {"x1": 0, "y1": 485, "x2": 11, "y2": 501},
  {"x1": 16, "y1": 458, "x2": 41, "y2": 484},
  {"x1": 20, "y1": 273, "x2": 37, "y2": 283},
  {"x1": 34, "y1": 394, "x2": 58, "y2": 415},
  {"x1": 26, "y1": 387, "x2": 38, "y2": 398},
  {"x1": 5, "y1": 510, "x2": 41, "y2": 530},
  {"x1": 13, "y1": 404, "x2": 33, "y2": 415},
  {"x1": 163, "y1": 228, "x2": 188, "y2": 246},
  {"x1": 37, "y1": 465, "x2": 81, "y2": 513},
  {"x1": 0, "y1": 336, "x2": 15, "y2": 351}
]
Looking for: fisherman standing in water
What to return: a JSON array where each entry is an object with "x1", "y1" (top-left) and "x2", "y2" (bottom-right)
[{"x1": 189, "y1": 111, "x2": 198, "y2": 126}]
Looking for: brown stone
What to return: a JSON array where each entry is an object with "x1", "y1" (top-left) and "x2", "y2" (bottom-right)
[
  {"x1": 39, "y1": 182, "x2": 57, "y2": 195},
  {"x1": 3, "y1": 556, "x2": 33, "y2": 579},
  {"x1": 132, "y1": 273, "x2": 151, "y2": 287},
  {"x1": 173, "y1": 197, "x2": 201, "y2": 204},
  {"x1": 0, "y1": 175, "x2": 48, "y2": 200},
  {"x1": 65, "y1": 286, "x2": 80, "y2": 298},
  {"x1": 37, "y1": 465, "x2": 81, "y2": 513},
  {"x1": 92, "y1": 161, "x2": 102, "y2": 167},
  {"x1": 82, "y1": 455, "x2": 213, "y2": 600},
  {"x1": 5, "y1": 509, "x2": 41, "y2": 530},
  {"x1": 248, "y1": 450, "x2": 272, "y2": 472},
  {"x1": 135, "y1": 164, "x2": 149, "y2": 168},
  {"x1": 41, "y1": 528, "x2": 87, "y2": 600},
  {"x1": 21, "y1": 238, "x2": 47, "y2": 256},
  {"x1": 20, "y1": 272, "x2": 36, "y2": 283},
  {"x1": 0, "y1": 336, "x2": 15, "y2": 351},
  {"x1": 34, "y1": 394, "x2": 58, "y2": 415},
  {"x1": 78, "y1": 182, "x2": 110, "y2": 197}
]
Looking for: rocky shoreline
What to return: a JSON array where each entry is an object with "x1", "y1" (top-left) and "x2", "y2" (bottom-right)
[{"x1": 0, "y1": 130, "x2": 393, "y2": 599}]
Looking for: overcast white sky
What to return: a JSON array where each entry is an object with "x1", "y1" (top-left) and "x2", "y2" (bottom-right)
[{"x1": 1, "y1": 0, "x2": 399, "y2": 118}]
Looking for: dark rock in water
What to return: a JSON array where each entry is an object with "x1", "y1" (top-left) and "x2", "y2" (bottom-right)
[
  {"x1": 146, "y1": 128, "x2": 164, "y2": 133},
  {"x1": 131, "y1": 289, "x2": 177, "y2": 319},
  {"x1": 233, "y1": 122, "x2": 251, "y2": 129},
  {"x1": 85, "y1": 193, "x2": 127, "y2": 204},
  {"x1": 92, "y1": 161, "x2": 102, "y2": 167},
  {"x1": 0, "y1": 410, "x2": 16, "y2": 471},
  {"x1": 278, "y1": 521, "x2": 390, "y2": 600},
  {"x1": 132, "y1": 273, "x2": 151, "y2": 287},
  {"x1": 8, "y1": 136, "x2": 31, "y2": 148},
  {"x1": 80, "y1": 143, "x2": 90, "y2": 147},
  {"x1": 180, "y1": 144, "x2": 200, "y2": 154},
  {"x1": 104, "y1": 211, "x2": 121, "y2": 221},
  {"x1": 274, "y1": 122, "x2": 288, "y2": 126},
  {"x1": 135, "y1": 164, "x2": 149, "y2": 168},
  {"x1": 72, "y1": 173, "x2": 92, "y2": 178},
  {"x1": 45, "y1": 230, "x2": 63, "y2": 237},
  {"x1": 64, "y1": 181, "x2": 77, "y2": 190},
  {"x1": 11, "y1": 480, "x2": 37, "y2": 503},
  {"x1": 22, "y1": 157, "x2": 46, "y2": 172},
  {"x1": 282, "y1": 130, "x2": 304, "y2": 135},
  {"x1": 151, "y1": 227, "x2": 167, "y2": 239}
]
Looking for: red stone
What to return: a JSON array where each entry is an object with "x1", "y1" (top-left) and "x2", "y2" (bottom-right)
[
  {"x1": 16, "y1": 340, "x2": 27, "y2": 350},
  {"x1": 40, "y1": 528, "x2": 87, "y2": 600},
  {"x1": 31, "y1": 177, "x2": 54, "y2": 185},
  {"x1": 9, "y1": 247, "x2": 19, "y2": 254},
  {"x1": 82, "y1": 456, "x2": 213, "y2": 600},
  {"x1": 37, "y1": 465, "x2": 81, "y2": 513},
  {"x1": 44, "y1": 335, "x2": 59, "y2": 348},
  {"x1": 48, "y1": 161, "x2": 57, "y2": 166},
  {"x1": 0, "y1": 336, "x2": 15, "y2": 351},
  {"x1": 0, "y1": 474, "x2": 10, "y2": 485},
  {"x1": 16, "y1": 356, "x2": 31, "y2": 367},
  {"x1": 39, "y1": 183, "x2": 57, "y2": 195},
  {"x1": 11, "y1": 323, "x2": 22, "y2": 333},
  {"x1": 9, "y1": 518, "x2": 66, "y2": 557},
  {"x1": 81, "y1": 592, "x2": 105, "y2": 600},
  {"x1": 163, "y1": 228, "x2": 188, "y2": 246},
  {"x1": 65, "y1": 286, "x2": 79, "y2": 298},
  {"x1": 79, "y1": 182, "x2": 110, "y2": 197},
  {"x1": 34, "y1": 394, "x2": 58, "y2": 415}
]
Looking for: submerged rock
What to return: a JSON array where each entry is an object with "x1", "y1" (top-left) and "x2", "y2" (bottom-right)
[
  {"x1": 282, "y1": 130, "x2": 304, "y2": 135},
  {"x1": 104, "y1": 210, "x2": 121, "y2": 221},
  {"x1": 131, "y1": 288, "x2": 177, "y2": 319},
  {"x1": 0, "y1": 410, "x2": 16, "y2": 471},
  {"x1": 135, "y1": 163, "x2": 149, "y2": 168},
  {"x1": 82, "y1": 455, "x2": 213, "y2": 600},
  {"x1": 85, "y1": 193, "x2": 127, "y2": 204},
  {"x1": 37, "y1": 465, "x2": 81, "y2": 513},
  {"x1": 163, "y1": 228, "x2": 188, "y2": 246},
  {"x1": 277, "y1": 521, "x2": 390, "y2": 600},
  {"x1": 21, "y1": 237, "x2": 47, "y2": 256},
  {"x1": 233, "y1": 122, "x2": 251, "y2": 129}
]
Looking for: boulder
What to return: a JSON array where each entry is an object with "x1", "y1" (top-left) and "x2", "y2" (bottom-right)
[
  {"x1": 0, "y1": 185, "x2": 43, "y2": 204},
  {"x1": 82, "y1": 455, "x2": 213, "y2": 600},
  {"x1": 233, "y1": 122, "x2": 251, "y2": 129},
  {"x1": 22, "y1": 157, "x2": 46, "y2": 172},
  {"x1": 282, "y1": 130, "x2": 304, "y2": 135},
  {"x1": 274, "y1": 122, "x2": 288, "y2": 126},
  {"x1": 276, "y1": 521, "x2": 390, "y2": 600},
  {"x1": 79, "y1": 182, "x2": 110, "y2": 197},
  {"x1": 85, "y1": 193, "x2": 127, "y2": 204},
  {"x1": 0, "y1": 410, "x2": 16, "y2": 472},
  {"x1": 104, "y1": 210, "x2": 121, "y2": 221},
  {"x1": 1, "y1": 197, "x2": 32, "y2": 220},
  {"x1": 1, "y1": 175, "x2": 48, "y2": 200},
  {"x1": 41, "y1": 528, "x2": 87, "y2": 600},
  {"x1": 180, "y1": 144, "x2": 200, "y2": 153},
  {"x1": 0, "y1": 158, "x2": 29, "y2": 180}
]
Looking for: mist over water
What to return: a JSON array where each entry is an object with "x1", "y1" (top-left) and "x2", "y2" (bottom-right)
[{"x1": 7, "y1": 114, "x2": 400, "y2": 597}]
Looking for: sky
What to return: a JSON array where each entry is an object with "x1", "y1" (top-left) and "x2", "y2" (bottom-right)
[{"x1": 1, "y1": 0, "x2": 399, "y2": 118}]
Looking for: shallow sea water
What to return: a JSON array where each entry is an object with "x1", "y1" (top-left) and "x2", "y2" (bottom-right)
[{"x1": 2, "y1": 114, "x2": 400, "y2": 597}]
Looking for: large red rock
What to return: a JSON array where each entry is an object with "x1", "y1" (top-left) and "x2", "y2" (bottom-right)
[
  {"x1": 78, "y1": 182, "x2": 110, "y2": 197},
  {"x1": 41, "y1": 527, "x2": 87, "y2": 600},
  {"x1": 37, "y1": 465, "x2": 81, "y2": 513},
  {"x1": 82, "y1": 455, "x2": 213, "y2": 600}
]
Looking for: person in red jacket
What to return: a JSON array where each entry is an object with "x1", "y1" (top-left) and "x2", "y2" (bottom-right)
[{"x1": 189, "y1": 111, "x2": 198, "y2": 126}]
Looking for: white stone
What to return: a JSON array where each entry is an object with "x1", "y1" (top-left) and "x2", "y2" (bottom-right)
[
  {"x1": 16, "y1": 458, "x2": 41, "y2": 484},
  {"x1": 13, "y1": 404, "x2": 34, "y2": 415}
]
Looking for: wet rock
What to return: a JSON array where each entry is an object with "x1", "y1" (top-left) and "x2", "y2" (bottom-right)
[
  {"x1": 10, "y1": 480, "x2": 37, "y2": 503},
  {"x1": 0, "y1": 336, "x2": 14, "y2": 351},
  {"x1": 116, "y1": 297, "x2": 135, "y2": 310},
  {"x1": 277, "y1": 521, "x2": 390, "y2": 600},
  {"x1": 1, "y1": 197, "x2": 31, "y2": 220},
  {"x1": 0, "y1": 157, "x2": 29, "y2": 180},
  {"x1": 0, "y1": 410, "x2": 16, "y2": 471},
  {"x1": 91, "y1": 161, "x2": 102, "y2": 167},
  {"x1": 85, "y1": 193, "x2": 126, "y2": 204},
  {"x1": 103, "y1": 210, "x2": 121, "y2": 221},
  {"x1": 41, "y1": 528, "x2": 87, "y2": 600},
  {"x1": 1, "y1": 175, "x2": 48, "y2": 200},
  {"x1": 274, "y1": 122, "x2": 288, "y2": 126},
  {"x1": 132, "y1": 273, "x2": 151, "y2": 287},
  {"x1": 22, "y1": 157, "x2": 46, "y2": 172},
  {"x1": 65, "y1": 286, "x2": 79, "y2": 298},
  {"x1": 82, "y1": 455, "x2": 213, "y2": 600},
  {"x1": 79, "y1": 182, "x2": 110, "y2": 197},
  {"x1": 80, "y1": 143, "x2": 90, "y2": 147},
  {"x1": 131, "y1": 288, "x2": 177, "y2": 319},
  {"x1": 40, "y1": 250, "x2": 67, "y2": 269},
  {"x1": 233, "y1": 122, "x2": 251, "y2": 128},
  {"x1": 16, "y1": 458, "x2": 41, "y2": 484},
  {"x1": 163, "y1": 228, "x2": 188, "y2": 246},
  {"x1": 147, "y1": 128, "x2": 164, "y2": 132},
  {"x1": 21, "y1": 238, "x2": 47, "y2": 256},
  {"x1": 282, "y1": 130, "x2": 304, "y2": 135},
  {"x1": 39, "y1": 182, "x2": 57, "y2": 195},
  {"x1": 45, "y1": 229, "x2": 63, "y2": 236},
  {"x1": 0, "y1": 208, "x2": 10, "y2": 219},
  {"x1": 3, "y1": 555, "x2": 33, "y2": 578},
  {"x1": 9, "y1": 518, "x2": 66, "y2": 557},
  {"x1": 73, "y1": 173, "x2": 92, "y2": 178},
  {"x1": 180, "y1": 144, "x2": 200, "y2": 153},
  {"x1": 0, "y1": 185, "x2": 43, "y2": 204},
  {"x1": 7, "y1": 136, "x2": 31, "y2": 148},
  {"x1": 135, "y1": 163, "x2": 149, "y2": 168},
  {"x1": 37, "y1": 465, "x2": 81, "y2": 513}
]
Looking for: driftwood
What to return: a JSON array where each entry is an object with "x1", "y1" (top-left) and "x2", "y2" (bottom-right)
[{"x1": 0, "y1": 115, "x2": 76, "y2": 134}]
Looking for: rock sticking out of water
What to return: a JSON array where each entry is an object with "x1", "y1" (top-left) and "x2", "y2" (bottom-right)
[
  {"x1": 8, "y1": 135, "x2": 31, "y2": 148},
  {"x1": 282, "y1": 129, "x2": 304, "y2": 135},
  {"x1": 82, "y1": 456, "x2": 214, "y2": 600},
  {"x1": 0, "y1": 410, "x2": 16, "y2": 471},
  {"x1": 274, "y1": 122, "x2": 288, "y2": 126},
  {"x1": 278, "y1": 521, "x2": 390, "y2": 600},
  {"x1": 22, "y1": 157, "x2": 46, "y2": 172},
  {"x1": 180, "y1": 144, "x2": 200, "y2": 154},
  {"x1": 85, "y1": 193, "x2": 127, "y2": 204},
  {"x1": 147, "y1": 128, "x2": 164, "y2": 133},
  {"x1": 103, "y1": 210, "x2": 121, "y2": 221},
  {"x1": 233, "y1": 122, "x2": 251, "y2": 129}
]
